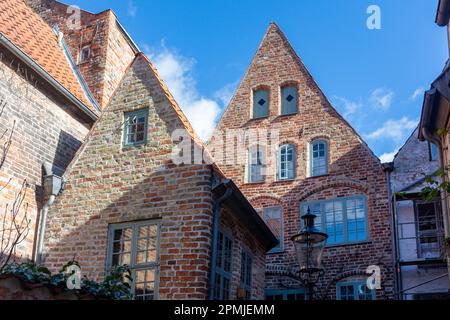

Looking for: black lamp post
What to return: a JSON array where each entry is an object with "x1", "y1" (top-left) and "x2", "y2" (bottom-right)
[{"x1": 291, "y1": 207, "x2": 328, "y2": 300}]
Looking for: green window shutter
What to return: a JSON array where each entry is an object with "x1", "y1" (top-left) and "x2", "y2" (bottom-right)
[
  {"x1": 281, "y1": 86, "x2": 298, "y2": 115},
  {"x1": 253, "y1": 89, "x2": 269, "y2": 118}
]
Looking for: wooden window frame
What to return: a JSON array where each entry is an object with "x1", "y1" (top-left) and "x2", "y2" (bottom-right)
[
  {"x1": 336, "y1": 281, "x2": 376, "y2": 300},
  {"x1": 278, "y1": 144, "x2": 296, "y2": 180},
  {"x1": 214, "y1": 230, "x2": 233, "y2": 300},
  {"x1": 263, "y1": 206, "x2": 284, "y2": 253},
  {"x1": 106, "y1": 220, "x2": 161, "y2": 300},
  {"x1": 123, "y1": 109, "x2": 149, "y2": 146},
  {"x1": 300, "y1": 195, "x2": 369, "y2": 246},
  {"x1": 310, "y1": 139, "x2": 329, "y2": 177}
]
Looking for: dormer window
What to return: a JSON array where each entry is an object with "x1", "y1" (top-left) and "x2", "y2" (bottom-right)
[
  {"x1": 281, "y1": 85, "x2": 298, "y2": 115},
  {"x1": 79, "y1": 46, "x2": 90, "y2": 64},
  {"x1": 252, "y1": 89, "x2": 269, "y2": 119}
]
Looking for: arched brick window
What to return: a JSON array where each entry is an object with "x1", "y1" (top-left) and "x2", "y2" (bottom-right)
[
  {"x1": 278, "y1": 144, "x2": 295, "y2": 180},
  {"x1": 310, "y1": 139, "x2": 328, "y2": 177}
]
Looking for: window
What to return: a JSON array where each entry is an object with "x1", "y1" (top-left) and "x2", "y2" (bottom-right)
[
  {"x1": 415, "y1": 200, "x2": 443, "y2": 259},
  {"x1": 239, "y1": 249, "x2": 253, "y2": 300},
  {"x1": 280, "y1": 86, "x2": 298, "y2": 115},
  {"x1": 428, "y1": 142, "x2": 438, "y2": 161},
  {"x1": 79, "y1": 46, "x2": 90, "y2": 63},
  {"x1": 336, "y1": 281, "x2": 375, "y2": 300},
  {"x1": 252, "y1": 89, "x2": 269, "y2": 118},
  {"x1": 248, "y1": 145, "x2": 265, "y2": 183},
  {"x1": 310, "y1": 140, "x2": 328, "y2": 176},
  {"x1": 107, "y1": 220, "x2": 160, "y2": 300},
  {"x1": 263, "y1": 207, "x2": 283, "y2": 253},
  {"x1": 124, "y1": 109, "x2": 148, "y2": 146},
  {"x1": 266, "y1": 289, "x2": 305, "y2": 300},
  {"x1": 214, "y1": 231, "x2": 233, "y2": 300},
  {"x1": 301, "y1": 196, "x2": 368, "y2": 245},
  {"x1": 278, "y1": 144, "x2": 295, "y2": 180}
]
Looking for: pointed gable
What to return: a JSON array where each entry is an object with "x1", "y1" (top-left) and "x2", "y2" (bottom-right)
[{"x1": 212, "y1": 22, "x2": 381, "y2": 187}]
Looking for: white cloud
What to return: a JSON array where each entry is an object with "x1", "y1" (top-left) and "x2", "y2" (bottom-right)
[
  {"x1": 127, "y1": 1, "x2": 138, "y2": 17},
  {"x1": 365, "y1": 117, "x2": 418, "y2": 142},
  {"x1": 410, "y1": 86, "x2": 424, "y2": 101},
  {"x1": 379, "y1": 149, "x2": 399, "y2": 163},
  {"x1": 147, "y1": 44, "x2": 223, "y2": 141},
  {"x1": 369, "y1": 87, "x2": 394, "y2": 110},
  {"x1": 214, "y1": 81, "x2": 239, "y2": 107},
  {"x1": 332, "y1": 96, "x2": 362, "y2": 118}
]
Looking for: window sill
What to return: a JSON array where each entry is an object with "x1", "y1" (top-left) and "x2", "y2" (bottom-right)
[
  {"x1": 249, "y1": 115, "x2": 269, "y2": 121},
  {"x1": 306, "y1": 173, "x2": 329, "y2": 179},
  {"x1": 275, "y1": 112, "x2": 298, "y2": 119},
  {"x1": 273, "y1": 178, "x2": 295, "y2": 183},
  {"x1": 243, "y1": 181, "x2": 266, "y2": 186},
  {"x1": 267, "y1": 249, "x2": 284, "y2": 255},
  {"x1": 325, "y1": 240, "x2": 371, "y2": 249},
  {"x1": 123, "y1": 142, "x2": 147, "y2": 149}
]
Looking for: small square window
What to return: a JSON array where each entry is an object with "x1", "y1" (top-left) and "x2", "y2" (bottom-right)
[{"x1": 124, "y1": 109, "x2": 148, "y2": 146}]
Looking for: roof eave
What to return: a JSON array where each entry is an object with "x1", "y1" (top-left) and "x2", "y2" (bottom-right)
[
  {"x1": 0, "y1": 32, "x2": 98, "y2": 122},
  {"x1": 436, "y1": 0, "x2": 450, "y2": 26}
]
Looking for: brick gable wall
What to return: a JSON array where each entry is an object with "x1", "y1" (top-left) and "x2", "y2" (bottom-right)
[
  {"x1": 210, "y1": 23, "x2": 395, "y2": 299},
  {"x1": 24, "y1": 0, "x2": 136, "y2": 109},
  {"x1": 0, "y1": 47, "x2": 92, "y2": 260},
  {"x1": 41, "y1": 54, "x2": 269, "y2": 299}
]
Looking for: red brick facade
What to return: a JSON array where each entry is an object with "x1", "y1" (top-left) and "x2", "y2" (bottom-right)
[
  {"x1": 41, "y1": 54, "x2": 271, "y2": 299},
  {"x1": 210, "y1": 23, "x2": 395, "y2": 299},
  {"x1": 0, "y1": 24, "x2": 94, "y2": 259}
]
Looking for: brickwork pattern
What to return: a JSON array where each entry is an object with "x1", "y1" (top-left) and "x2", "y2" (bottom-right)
[{"x1": 210, "y1": 23, "x2": 395, "y2": 299}]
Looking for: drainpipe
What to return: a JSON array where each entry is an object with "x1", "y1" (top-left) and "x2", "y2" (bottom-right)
[
  {"x1": 383, "y1": 162, "x2": 400, "y2": 299},
  {"x1": 34, "y1": 162, "x2": 63, "y2": 265},
  {"x1": 208, "y1": 183, "x2": 233, "y2": 300}
]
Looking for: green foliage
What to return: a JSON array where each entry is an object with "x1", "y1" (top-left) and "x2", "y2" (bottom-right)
[
  {"x1": 420, "y1": 165, "x2": 450, "y2": 202},
  {"x1": 1, "y1": 261, "x2": 133, "y2": 300},
  {"x1": 436, "y1": 128, "x2": 449, "y2": 137}
]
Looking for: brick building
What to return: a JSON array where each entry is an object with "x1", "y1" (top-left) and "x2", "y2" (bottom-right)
[
  {"x1": 210, "y1": 23, "x2": 395, "y2": 300},
  {"x1": 40, "y1": 53, "x2": 277, "y2": 300},
  {"x1": 0, "y1": 0, "x2": 277, "y2": 300},
  {"x1": 0, "y1": 0, "x2": 99, "y2": 260},
  {"x1": 387, "y1": 127, "x2": 450, "y2": 299}
]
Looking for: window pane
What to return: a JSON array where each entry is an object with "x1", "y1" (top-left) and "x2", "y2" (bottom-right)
[
  {"x1": 124, "y1": 110, "x2": 148, "y2": 145},
  {"x1": 311, "y1": 141, "x2": 327, "y2": 176},
  {"x1": 303, "y1": 197, "x2": 367, "y2": 245},
  {"x1": 264, "y1": 207, "x2": 283, "y2": 252},
  {"x1": 279, "y1": 145, "x2": 295, "y2": 180},
  {"x1": 108, "y1": 222, "x2": 159, "y2": 300},
  {"x1": 249, "y1": 146, "x2": 265, "y2": 182},
  {"x1": 134, "y1": 269, "x2": 156, "y2": 300}
]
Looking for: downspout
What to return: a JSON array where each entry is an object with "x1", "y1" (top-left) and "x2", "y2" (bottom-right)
[
  {"x1": 34, "y1": 162, "x2": 63, "y2": 264},
  {"x1": 383, "y1": 163, "x2": 400, "y2": 299},
  {"x1": 208, "y1": 184, "x2": 233, "y2": 300}
]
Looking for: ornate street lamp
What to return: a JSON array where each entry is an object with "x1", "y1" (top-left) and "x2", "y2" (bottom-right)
[{"x1": 291, "y1": 207, "x2": 328, "y2": 300}]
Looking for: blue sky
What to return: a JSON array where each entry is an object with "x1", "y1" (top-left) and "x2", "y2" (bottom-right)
[{"x1": 67, "y1": 0, "x2": 447, "y2": 161}]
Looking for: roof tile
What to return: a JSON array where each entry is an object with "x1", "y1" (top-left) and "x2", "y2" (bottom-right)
[{"x1": 0, "y1": 0, "x2": 97, "y2": 114}]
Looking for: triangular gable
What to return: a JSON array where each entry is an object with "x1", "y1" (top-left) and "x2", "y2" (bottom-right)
[
  {"x1": 62, "y1": 52, "x2": 216, "y2": 178},
  {"x1": 215, "y1": 22, "x2": 380, "y2": 163}
]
